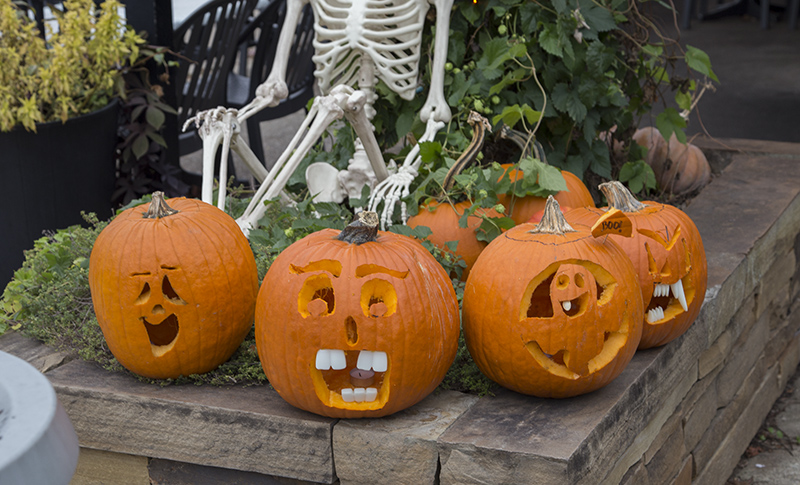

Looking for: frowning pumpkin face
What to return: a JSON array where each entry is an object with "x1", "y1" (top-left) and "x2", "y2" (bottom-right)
[
  {"x1": 255, "y1": 215, "x2": 459, "y2": 418},
  {"x1": 89, "y1": 194, "x2": 259, "y2": 379}
]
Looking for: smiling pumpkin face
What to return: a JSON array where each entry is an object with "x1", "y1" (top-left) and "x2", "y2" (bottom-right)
[
  {"x1": 255, "y1": 213, "x2": 459, "y2": 418},
  {"x1": 462, "y1": 198, "x2": 644, "y2": 398},
  {"x1": 89, "y1": 194, "x2": 259, "y2": 379}
]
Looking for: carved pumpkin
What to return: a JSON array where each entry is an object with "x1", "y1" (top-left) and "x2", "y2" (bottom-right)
[
  {"x1": 463, "y1": 197, "x2": 643, "y2": 398},
  {"x1": 497, "y1": 164, "x2": 595, "y2": 225},
  {"x1": 89, "y1": 193, "x2": 259, "y2": 379},
  {"x1": 565, "y1": 181, "x2": 708, "y2": 349},
  {"x1": 406, "y1": 200, "x2": 501, "y2": 279},
  {"x1": 255, "y1": 211, "x2": 460, "y2": 418}
]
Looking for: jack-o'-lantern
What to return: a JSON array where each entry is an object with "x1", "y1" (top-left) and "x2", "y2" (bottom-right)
[
  {"x1": 89, "y1": 193, "x2": 259, "y2": 379},
  {"x1": 255, "y1": 211, "x2": 460, "y2": 418},
  {"x1": 463, "y1": 197, "x2": 643, "y2": 398},
  {"x1": 565, "y1": 181, "x2": 707, "y2": 349}
]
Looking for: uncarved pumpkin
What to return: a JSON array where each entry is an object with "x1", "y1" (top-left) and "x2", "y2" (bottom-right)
[
  {"x1": 463, "y1": 197, "x2": 643, "y2": 398},
  {"x1": 565, "y1": 181, "x2": 708, "y2": 349},
  {"x1": 633, "y1": 127, "x2": 711, "y2": 195},
  {"x1": 497, "y1": 164, "x2": 595, "y2": 225},
  {"x1": 89, "y1": 193, "x2": 259, "y2": 379},
  {"x1": 406, "y1": 200, "x2": 501, "y2": 279},
  {"x1": 255, "y1": 211, "x2": 460, "y2": 418}
]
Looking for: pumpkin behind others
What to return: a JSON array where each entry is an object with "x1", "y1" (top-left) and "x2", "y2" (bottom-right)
[{"x1": 89, "y1": 192, "x2": 259, "y2": 379}]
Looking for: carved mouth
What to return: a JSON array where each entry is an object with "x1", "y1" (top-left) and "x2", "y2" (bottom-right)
[
  {"x1": 558, "y1": 294, "x2": 588, "y2": 316},
  {"x1": 142, "y1": 315, "x2": 179, "y2": 356},
  {"x1": 646, "y1": 276, "x2": 691, "y2": 324},
  {"x1": 311, "y1": 349, "x2": 390, "y2": 409},
  {"x1": 524, "y1": 316, "x2": 631, "y2": 379}
]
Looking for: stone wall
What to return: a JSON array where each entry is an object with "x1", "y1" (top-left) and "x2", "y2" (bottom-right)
[{"x1": 2, "y1": 137, "x2": 799, "y2": 484}]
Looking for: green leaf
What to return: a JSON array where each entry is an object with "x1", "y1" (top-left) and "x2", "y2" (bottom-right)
[
  {"x1": 492, "y1": 104, "x2": 541, "y2": 130},
  {"x1": 419, "y1": 141, "x2": 444, "y2": 166},
  {"x1": 551, "y1": 83, "x2": 587, "y2": 122},
  {"x1": 618, "y1": 160, "x2": 656, "y2": 193},
  {"x1": 539, "y1": 24, "x2": 563, "y2": 58},
  {"x1": 685, "y1": 45, "x2": 719, "y2": 82},
  {"x1": 538, "y1": 164, "x2": 568, "y2": 192},
  {"x1": 578, "y1": 0, "x2": 617, "y2": 32},
  {"x1": 132, "y1": 134, "x2": 149, "y2": 159},
  {"x1": 656, "y1": 108, "x2": 687, "y2": 144}
]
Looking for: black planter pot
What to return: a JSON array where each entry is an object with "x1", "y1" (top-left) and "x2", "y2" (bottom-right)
[{"x1": 0, "y1": 99, "x2": 120, "y2": 287}]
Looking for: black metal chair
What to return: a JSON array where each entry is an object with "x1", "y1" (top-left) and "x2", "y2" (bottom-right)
[
  {"x1": 226, "y1": 0, "x2": 317, "y2": 167},
  {"x1": 173, "y1": 0, "x2": 259, "y2": 156}
]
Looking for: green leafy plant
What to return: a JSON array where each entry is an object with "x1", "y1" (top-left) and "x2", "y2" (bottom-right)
[
  {"x1": 370, "y1": 0, "x2": 716, "y2": 198},
  {"x1": 0, "y1": 0, "x2": 145, "y2": 131}
]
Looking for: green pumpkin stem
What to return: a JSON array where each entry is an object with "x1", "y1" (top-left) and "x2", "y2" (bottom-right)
[
  {"x1": 530, "y1": 196, "x2": 575, "y2": 235},
  {"x1": 599, "y1": 181, "x2": 646, "y2": 213},
  {"x1": 338, "y1": 211, "x2": 379, "y2": 244},
  {"x1": 143, "y1": 192, "x2": 179, "y2": 219}
]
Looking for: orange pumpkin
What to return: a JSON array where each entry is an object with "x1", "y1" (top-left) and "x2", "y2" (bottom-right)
[
  {"x1": 255, "y1": 211, "x2": 460, "y2": 418},
  {"x1": 497, "y1": 164, "x2": 595, "y2": 224},
  {"x1": 89, "y1": 193, "x2": 259, "y2": 379},
  {"x1": 565, "y1": 181, "x2": 708, "y2": 349},
  {"x1": 463, "y1": 197, "x2": 643, "y2": 398},
  {"x1": 406, "y1": 200, "x2": 501, "y2": 279}
]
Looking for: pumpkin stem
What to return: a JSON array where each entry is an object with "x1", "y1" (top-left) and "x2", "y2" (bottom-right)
[
  {"x1": 599, "y1": 181, "x2": 646, "y2": 212},
  {"x1": 530, "y1": 196, "x2": 576, "y2": 235},
  {"x1": 338, "y1": 211, "x2": 379, "y2": 244},
  {"x1": 143, "y1": 192, "x2": 179, "y2": 219}
]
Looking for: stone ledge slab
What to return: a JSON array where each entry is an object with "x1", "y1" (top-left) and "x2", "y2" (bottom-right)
[{"x1": 46, "y1": 358, "x2": 337, "y2": 483}]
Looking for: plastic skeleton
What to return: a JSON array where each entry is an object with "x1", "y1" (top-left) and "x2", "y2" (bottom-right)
[{"x1": 185, "y1": 0, "x2": 454, "y2": 234}]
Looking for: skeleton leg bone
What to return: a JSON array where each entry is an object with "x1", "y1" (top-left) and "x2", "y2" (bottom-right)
[{"x1": 236, "y1": 94, "x2": 347, "y2": 235}]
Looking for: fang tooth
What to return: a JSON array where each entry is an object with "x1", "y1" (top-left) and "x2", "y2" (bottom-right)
[
  {"x1": 330, "y1": 349, "x2": 347, "y2": 370},
  {"x1": 341, "y1": 388, "x2": 355, "y2": 402},
  {"x1": 354, "y1": 388, "x2": 366, "y2": 402},
  {"x1": 671, "y1": 280, "x2": 688, "y2": 312},
  {"x1": 365, "y1": 387, "x2": 378, "y2": 402},
  {"x1": 357, "y1": 350, "x2": 374, "y2": 371},
  {"x1": 562, "y1": 301, "x2": 572, "y2": 312},
  {"x1": 315, "y1": 349, "x2": 332, "y2": 370},
  {"x1": 372, "y1": 351, "x2": 388, "y2": 372}
]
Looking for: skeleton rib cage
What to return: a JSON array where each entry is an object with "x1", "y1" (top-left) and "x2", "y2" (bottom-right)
[{"x1": 311, "y1": 0, "x2": 427, "y2": 103}]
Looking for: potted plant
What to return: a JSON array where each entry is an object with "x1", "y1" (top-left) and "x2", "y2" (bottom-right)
[{"x1": 0, "y1": 0, "x2": 147, "y2": 285}]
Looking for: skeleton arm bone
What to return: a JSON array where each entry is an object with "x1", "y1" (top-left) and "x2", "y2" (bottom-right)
[
  {"x1": 237, "y1": 0, "x2": 309, "y2": 122},
  {"x1": 420, "y1": 0, "x2": 454, "y2": 125}
]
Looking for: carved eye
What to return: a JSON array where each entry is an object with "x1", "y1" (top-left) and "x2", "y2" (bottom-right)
[
  {"x1": 299, "y1": 274, "x2": 335, "y2": 317},
  {"x1": 162, "y1": 275, "x2": 187, "y2": 304},
  {"x1": 361, "y1": 279, "x2": 397, "y2": 318}
]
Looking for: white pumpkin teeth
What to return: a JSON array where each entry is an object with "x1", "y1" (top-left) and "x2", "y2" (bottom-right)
[
  {"x1": 357, "y1": 350, "x2": 374, "y2": 371},
  {"x1": 330, "y1": 349, "x2": 347, "y2": 370},
  {"x1": 372, "y1": 351, "x2": 388, "y2": 372},
  {"x1": 653, "y1": 283, "x2": 669, "y2": 298},
  {"x1": 646, "y1": 306, "x2": 665, "y2": 323},
  {"x1": 340, "y1": 387, "x2": 378, "y2": 403},
  {"x1": 353, "y1": 388, "x2": 366, "y2": 402},
  {"x1": 341, "y1": 388, "x2": 355, "y2": 402},
  {"x1": 562, "y1": 301, "x2": 572, "y2": 312},
  {"x1": 315, "y1": 349, "x2": 332, "y2": 370},
  {"x1": 671, "y1": 280, "x2": 688, "y2": 311}
]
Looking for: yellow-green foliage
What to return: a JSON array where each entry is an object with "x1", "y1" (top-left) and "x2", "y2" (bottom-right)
[{"x1": 0, "y1": 0, "x2": 144, "y2": 132}]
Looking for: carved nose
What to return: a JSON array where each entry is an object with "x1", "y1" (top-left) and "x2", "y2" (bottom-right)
[{"x1": 152, "y1": 304, "x2": 165, "y2": 315}]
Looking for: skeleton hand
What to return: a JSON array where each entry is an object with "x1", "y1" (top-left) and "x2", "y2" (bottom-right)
[
  {"x1": 368, "y1": 165, "x2": 418, "y2": 229},
  {"x1": 182, "y1": 106, "x2": 241, "y2": 138},
  {"x1": 236, "y1": 79, "x2": 288, "y2": 121}
]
